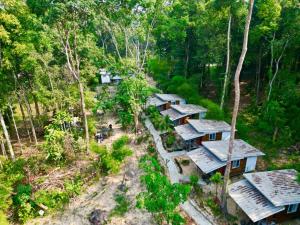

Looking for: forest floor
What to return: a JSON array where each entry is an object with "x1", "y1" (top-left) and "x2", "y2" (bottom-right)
[{"x1": 25, "y1": 114, "x2": 153, "y2": 225}]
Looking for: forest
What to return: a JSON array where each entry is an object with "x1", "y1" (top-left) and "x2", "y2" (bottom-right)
[{"x1": 0, "y1": 0, "x2": 299, "y2": 225}]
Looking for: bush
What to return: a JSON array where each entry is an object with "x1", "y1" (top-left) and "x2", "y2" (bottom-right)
[
  {"x1": 88, "y1": 117, "x2": 97, "y2": 135},
  {"x1": 111, "y1": 194, "x2": 130, "y2": 217},
  {"x1": 112, "y1": 135, "x2": 130, "y2": 150},
  {"x1": 147, "y1": 144, "x2": 156, "y2": 154},
  {"x1": 189, "y1": 175, "x2": 199, "y2": 187},
  {"x1": 111, "y1": 146, "x2": 133, "y2": 162},
  {"x1": 205, "y1": 198, "x2": 221, "y2": 216},
  {"x1": 166, "y1": 134, "x2": 176, "y2": 148},
  {"x1": 34, "y1": 189, "x2": 69, "y2": 211},
  {"x1": 181, "y1": 159, "x2": 190, "y2": 166}
]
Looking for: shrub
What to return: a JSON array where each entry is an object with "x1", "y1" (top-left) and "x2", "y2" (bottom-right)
[
  {"x1": 34, "y1": 189, "x2": 69, "y2": 211},
  {"x1": 111, "y1": 146, "x2": 133, "y2": 162},
  {"x1": 147, "y1": 144, "x2": 156, "y2": 154},
  {"x1": 181, "y1": 159, "x2": 190, "y2": 166},
  {"x1": 166, "y1": 134, "x2": 176, "y2": 148},
  {"x1": 111, "y1": 194, "x2": 130, "y2": 217},
  {"x1": 189, "y1": 175, "x2": 199, "y2": 187},
  {"x1": 88, "y1": 117, "x2": 97, "y2": 134},
  {"x1": 205, "y1": 198, "x2": 221, "y2": 216},
  {"x1": 12, "y1": 184, "x2": 34, "y2": 223},
  {"x1": 112, "y1": 135, "x2": 130, "y2": 150},
  {"x1": 43, "y1": 128, "x2": 66, "y2": 162}
]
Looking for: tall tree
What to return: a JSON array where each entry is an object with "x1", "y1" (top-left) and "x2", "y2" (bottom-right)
[{"x1": 221, "y1": 0, "x2": 254, "y2": 210}]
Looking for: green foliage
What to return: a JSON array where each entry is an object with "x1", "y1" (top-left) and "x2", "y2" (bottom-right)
[
  {"x1": 87, "y1": 117, "x2": 97, "y2": 135},
  {"x1": 111, "y1": 194, "x2": 130, "y2": 217},
  {"x1": 137, "y1": 156, "x2": 191, "y2": 225},
  {"x1": 209, "y1": 172, "x2": 223, "y2": 184},
  {"x1": 111, "y1": 145, "x2": 133, "y2": 162},
  {"x1": 43, "y1": 128, "x2": 66, "y2": 162},
  {"x1": 166, "y1": 133, "x2": 176, "y2": 148},
  {"x1": 12, "y1": 184, "x2": 34, "y2": 223},
  {"x1": 189, "y1": 175, "x2": 199, "y2": 187},
  {"x1": 147, "y1": 106, "x2": 173, "y2": 131},
  {"x1": 205, "y1": 198, "x2": 222, "y2": 216},
  {"x1": 34, "y1": 189, "x2": 69, "y2": 211},
  {"x1": 112, "y1": 135, "x2": 130, "y2": 150}
]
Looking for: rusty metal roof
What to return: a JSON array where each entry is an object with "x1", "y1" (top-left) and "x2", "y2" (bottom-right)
[
  {"x1": 155, "y1": 93, "x2": 185, "y2": 102},
  {"x1": 187, "y1": 147, "x2": 226, "y2": 174},
  {"x1": 244, "y1": 169, "x2": 300, "y2": 206},
  {"x1": 147, "y1": 96, "x2": 165, "y2": 107},
  {"x1": 160, "y1": 108, "x2": 183, "y2": 121},
  {"x1": 171, "y1": 104, "x2": 207, "y2": 114},
  {"x1": 229, "y1": 179, "x2": 285, "y2": 222},
  {"x1": 202, "y1": 139, "x2": 265, "y2": 161},
  {"x1": 174, "y1": 124, "x2": 204, "y2": 141},
  {"x1": 188, "y1": 119, "x2": 231, "y2": 133}
]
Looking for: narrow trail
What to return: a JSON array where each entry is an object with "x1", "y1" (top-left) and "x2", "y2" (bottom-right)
[{"x1": 27, "y1": 115, "x2": 152, "y2": 225}]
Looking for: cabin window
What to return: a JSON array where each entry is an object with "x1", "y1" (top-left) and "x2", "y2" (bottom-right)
[
  {"x1": 232, "y1": 160, "x2": 240, "y2": 169},
  {"x1": 209, "y1": 133, "x2": 216, "y2": 141},
  {"x1": 287, "y1": 204, "x2": 298, "y2": 213}
]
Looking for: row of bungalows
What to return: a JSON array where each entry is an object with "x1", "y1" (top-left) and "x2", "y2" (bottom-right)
[
  {"x1": 147, "y1": 93, "x2": 300, "y2": 224},
  {"x1": 99, "y1": 68, "x2": 123, "y2": 84}
]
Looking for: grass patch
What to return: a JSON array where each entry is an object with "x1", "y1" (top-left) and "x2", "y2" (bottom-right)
[{"x1": 110, "y1": 194, "x2": 130, "y2": 217}]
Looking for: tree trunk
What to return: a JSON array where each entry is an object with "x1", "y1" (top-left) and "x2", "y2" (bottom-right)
[
  {"x1": 221, "y1": 0, "x2": 254, "y2": 210},
  {"x1": 33, "y1": 94, "x2": 41, "y2": 117},
  {"x1": 0, "y1": 111, "x2": 15, "y2": 160},
  {"x1": 79, "y1": 82, "x2": 90, "y2": 153},
  {"x1": 267, "y1": 40, "x2": 289, "y2": 101},
  {"x1": 184, "y1": 40, "x2": 190, "y2": 78},
  {"x1": 17, "y1": 93, "x2": 32, "y2": 142},
  {"x1": 255, "y1": 47, "x2": 262, "y2": 105},
  {"x1": 220, "y1": 14, "x2": 232, "y2": 110},
  {"x1": 9, "y1": 102, "x2": 22, "y2": 153},
  {"x1": 1, "y1": 139, "x2": 7, "y2": 159},
  {"x1": 24, "y1": 94, "x2": 38, "y2": 145}
]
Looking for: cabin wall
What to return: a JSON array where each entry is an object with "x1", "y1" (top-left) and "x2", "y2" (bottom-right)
[
  {"x1": 222, "y1": 131, "x2": 231, "y2": 140},
  {"x1": 230, "y1": 158, "x2": 247, "y2": 176},
  {"x1": 267, "y1": 205, "x2": 300, "y2": 223}
]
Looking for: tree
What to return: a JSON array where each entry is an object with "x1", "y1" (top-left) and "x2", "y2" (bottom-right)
[
  {"x1": 47, "y1": 1, "x2": 97, "y2": 152},
  {"x1": 221, "y1": 0, "x2": 254, "y2": 210},
  {"x1": 0, "y1": 111, "x2": 14, "y2": 160},
  {"x1": 137, "y1": 156, "x2": 191, "y2": 225},
  {"x1": 115, "y1": 75, "x2": 153, "y2": 132},
  {"x1": 209, "y1": 172, "x2": 223, "y2": 200}
]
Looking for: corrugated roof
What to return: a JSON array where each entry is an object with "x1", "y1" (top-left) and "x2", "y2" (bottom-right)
[
  {"x1": 202, "y1": 139, "x2": 265, "y2": 161},
  {"x1": 174, "y1": 124, "x2": 204, "y2": 141},
  {"x1": 187, "y1": 147, "x2": 226, "y2": 174},
  {"x1": 229, "y1": 179, "x2": 285, "y2": 222},
  {"x1": 155, "y1": 94, "x2": 185, "y2": 102},
  {"x1": 188, "y1": 119, "x2": 231, "y2": 133},
  {"x1": 160, "y1": 108, "x2": 183, "y2": 121},
  {"x1": 171, "y1": 104, "x2": 207, "y2": 114},
  {"x1": 244, "y1": 169, "x2": 300, "y2": 207},
  {"x1": 147, "y1": 97, "x2": 165, "y2": 107}
]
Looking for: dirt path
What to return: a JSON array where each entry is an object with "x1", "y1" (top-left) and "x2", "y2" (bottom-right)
[{"x1": 27, "y1": 115, "x2": 152, "y2": 225}]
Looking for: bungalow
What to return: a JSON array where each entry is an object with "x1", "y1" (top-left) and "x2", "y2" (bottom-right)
[
  {"x1": 111, "y1": 75, "x2": 122, "y2": 84},
  {"x1": 229, "y1": 169, "x2": 300, "y2": 224},
  {"x1": 174, "y1": 119, "x2": 232, "y2": 150},
  {"x1": 147, "y1": 94, "x2": 186, "y2": 111},
  {"x1": 187, "y1": 139, "x2": 265, "y2": 178},
  {"x1": 160, "y1": 104, "x2": 207, "y2": 126},
  {"x1": 99, "y1": 68, "x2": 111, "y2": 84}
]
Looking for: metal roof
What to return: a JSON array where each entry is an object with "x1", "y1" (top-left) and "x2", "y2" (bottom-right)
[
  {"x1": 171, "y1": 104, "x2": 207, "y2": 114},
  {"x1": 147, "y1": 97, "x2": 166, "y2": 107},
  {"x1": 155, "y1": 93, "x2": 185, "y2": 102},
  {"x1": 202, "y1": 139, "x2": 265, "y2": 161},
  {"x1": 188, "y1": 119, "x2": 231, "y2": 133},
  {"x1": 112, "y1": 75, "x2": 122, "y2": 80},
  {"x1": 244, "y1": 169, "x2": 300, "y2": 207},
  {"x1": 160, "y1": 108, "x2": 183, "y2": 121},
  {"x1": 187, "y1": 147, "x2": 226, "y2": 174},
  {"x1": 229, "y1": 179, "x2": 285, "y2": 222},
  {"x1": 174, "y1": 124, "x2": 204, "y2": 141}
]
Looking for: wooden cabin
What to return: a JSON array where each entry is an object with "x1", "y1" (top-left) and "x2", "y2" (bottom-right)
[
  {"x1": 174, "y1": 119, "x2": 232, "y2": 150},
  {"x1": 187, "y1": 139, "x2": 265, "y2": 178},
  {"x1": 229, "y1": 169, "x2": 300, "y2": 225},
  {"x1": 160, "y1": 104, "x2": 207, "y2": 126},
  {"x1": 147, "y1": 94, "x2": 186, "y2": 111}
]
